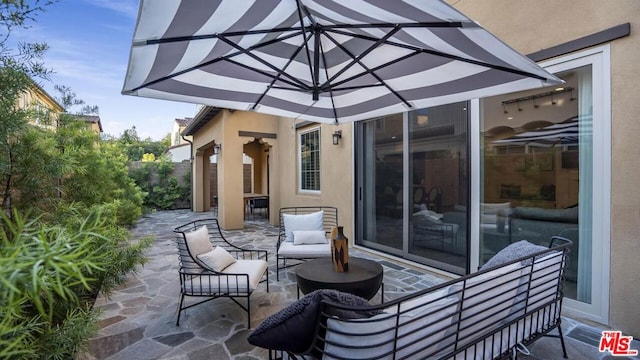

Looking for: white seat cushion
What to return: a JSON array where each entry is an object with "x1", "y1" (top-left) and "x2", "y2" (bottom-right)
[
  {"x1": 278, "y1": 241, "x2": 331, "y2": 258},
  {"x1": 183, "y1": 259, "x2": 267, "y2": 293}
]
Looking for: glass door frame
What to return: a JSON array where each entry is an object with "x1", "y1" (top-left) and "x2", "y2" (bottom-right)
[
  {"x1": 355, "y1": 111, "x2": 471, "y2": 275},
  {"x1": 470, "y1": 45, "x2": 611, "y2": 324},
  {"x1": 354, "y1": 44, "x2": 610, "y2": 325}
]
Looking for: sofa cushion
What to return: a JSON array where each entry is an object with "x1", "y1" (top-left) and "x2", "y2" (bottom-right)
[
  {"x1": 323, "y1": 313, "x2": 397, "y2": 359},
  {"x1": 412, "y1": 209, "x2": 443, "y2": 223},
  {"x1": 283, "y1": 211, "x2": 324, "y2": 242},
  {"x1": 247, "y1": 289, "x2": 382, "y2": 354},
  {"x1": 395, "y1": 288, "x2": 460, "y2": 359},
  {"x1": 512, "y1": 206, "x2": 578, "y2": 223},
  {"x1": 197, "y1": 246, "x2": 236, "y2": 272},
  {"x1": 447, "y1": 262, "x2": 525, "y2": 350},
  {"x1": 184, "y1": 225, "x2": 212, "y2": 257},
  {"x1": 481, "y1": 202, "x2": 511, "y2": 225},
  {"x1": 292, "y1": 230, "x2": 328, "y2": 245}
]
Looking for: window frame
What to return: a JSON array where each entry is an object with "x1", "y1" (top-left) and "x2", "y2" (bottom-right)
[{"x1": 298, "y1": 126, "x2": 321, "y2": 194}]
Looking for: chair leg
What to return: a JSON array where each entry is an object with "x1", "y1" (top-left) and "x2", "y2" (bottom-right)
[
  {"x1": 558, "y1": 325, "x2": 568, "y2": 358},
  {"x1": 247, "y1": 296, "x2": 251, "y2": 328},
  {"x1": 176, "y1": 293, "x2": 186, "y2": 326},
  {"x1": 266, "y1": 268, "x2": 270, "y2": 292},
  {"x1": 276, "y1": 255, "x2": 280, "y2": 281}
]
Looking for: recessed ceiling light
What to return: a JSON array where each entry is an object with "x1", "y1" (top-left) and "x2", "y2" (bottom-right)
[{"x1": 555, "y1": 87, "x2": 565, "y2": 91}]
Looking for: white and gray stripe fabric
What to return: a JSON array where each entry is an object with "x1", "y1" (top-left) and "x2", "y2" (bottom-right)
[
  {"x1": 493, "y1": 117, "x2": 583, "y2": 147},
  {"x1": 122, "y1": 0, "x2": 562, "y2": 124}
]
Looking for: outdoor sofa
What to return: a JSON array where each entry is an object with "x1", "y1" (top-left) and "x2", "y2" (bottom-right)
[{"x1": 250, "y1": 237, "x2": 572, "y2": 359}]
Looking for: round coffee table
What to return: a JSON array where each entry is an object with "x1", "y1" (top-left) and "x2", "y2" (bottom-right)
[{"x1": 295, "y1": 257, "x2": 383, "y2": 300}]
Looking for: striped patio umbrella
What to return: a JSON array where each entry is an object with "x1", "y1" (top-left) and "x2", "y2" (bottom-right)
[
  {"x1": 122, "y1": 0, "x2": 562, "y2": 124},
  {"x1": 493, "y1": 117, "x2": 583, "y2": 147}
]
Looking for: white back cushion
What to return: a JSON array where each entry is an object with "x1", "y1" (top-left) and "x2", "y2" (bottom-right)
[
  {"x1": 292, "y1": 230, "x2": 328, "y2": 245},
  {"x1": 184, "y1": 225, "x2": 212, "y2": 257},
  {"x1": 396, "y1": 288, "x2": 460, "y2": 359},
  {"x1": 282, "y1": 211, "x2": 324, "y2": 242},
  {"x1": 456, "y1": 262, "x2": 524, "y2": 346},
  {"x1": 323, "y1": 313, "x2": 396, "y2": 359}
]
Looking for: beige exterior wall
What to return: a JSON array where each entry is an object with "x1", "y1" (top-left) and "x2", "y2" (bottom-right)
[
  {"x1": 452, "y1": 0, "x2": 640, "y2": 337},
  {"x1": 19, "y1": 84, "x2": 64, "y2": 129},
  {"x1": 274, "y1": 120, "x2": 355, "y2": 242},
  {"x1": 191, "y1": 110, "x2": 280, "y2": 230}
]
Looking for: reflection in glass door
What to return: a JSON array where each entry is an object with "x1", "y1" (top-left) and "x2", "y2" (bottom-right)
[
  {"x1": 358, "y1": 114, "x2": 404, "y2": 255},
  {"x1": 408, "y1": 103, "x2": 468, "y2": 274},
  {"x1": 356, "y1": 104, "x2": 469, "y2": 275},
  {"x1": 480, "y1": 65, "x2": 593, "y2": 303}
]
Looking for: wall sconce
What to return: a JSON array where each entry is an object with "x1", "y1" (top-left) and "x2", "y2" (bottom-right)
[
  {"x1": 332, "y1": 130, "x2": 342, "y2": 145},
  {"x1": 213, "y1": 144, "x2": 221, "y2": 155}
]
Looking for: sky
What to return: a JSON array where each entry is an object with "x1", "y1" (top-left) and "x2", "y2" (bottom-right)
[{"x1": 11, "y1": 0, "x2": 200, "y2": 140}]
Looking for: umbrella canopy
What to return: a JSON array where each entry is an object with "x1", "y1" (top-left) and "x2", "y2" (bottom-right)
[
  {"x1": 122, "y1": 0, "x2": 562, "y2": 124},
  {"x1": 492, "y1": 117, "x2": 583, "y2": 147}
]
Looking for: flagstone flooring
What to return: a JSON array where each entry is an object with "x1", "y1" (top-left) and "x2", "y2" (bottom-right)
[{"x1": 78, "y1": 209, "x2": 638, "y2": 360}]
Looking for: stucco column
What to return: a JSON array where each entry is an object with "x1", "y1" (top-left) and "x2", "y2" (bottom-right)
[
  {"x1": 193, "y1": 151, "x2": 205, "y2": 212},
  {"x1": 218, "y1": 135, "x2": 245, "y2": 230}
]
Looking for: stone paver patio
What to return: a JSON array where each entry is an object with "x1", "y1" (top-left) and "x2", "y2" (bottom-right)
[{"x1": 79, "y1": 210, "x2": 638, "y2": 360}]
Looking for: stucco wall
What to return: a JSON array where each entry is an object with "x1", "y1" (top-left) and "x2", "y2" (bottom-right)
[
  {"x1": 452, "y1": 0, "x2": 640, "y2": 337},
  {"x1": 191, "y1": 110, "x2": 280, "y2": 229},
  {"x1": 275, "y1": 119, "x2": 355, "y2": 242}
]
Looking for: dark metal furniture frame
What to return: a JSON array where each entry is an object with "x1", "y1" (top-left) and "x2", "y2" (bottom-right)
[
  {"x1": 173, "y1": 218, "x2": 269, "y2": 328},
  {"x1": 276, "y1": 206, "x2": 338, "y2": 280},
  {"x1": 270, "y1": 236, "x2": 572, "y2": 360}
]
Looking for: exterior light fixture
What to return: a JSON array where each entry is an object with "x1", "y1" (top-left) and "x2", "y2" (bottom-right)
[
  {"x1": 332, "y1": 130, "x2": 342, "y2": 145},
  {"x1": 213, "y1": 143, "x2": 221, "y2": 154}
]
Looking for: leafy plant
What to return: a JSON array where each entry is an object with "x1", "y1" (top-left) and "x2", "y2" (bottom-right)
[
  {"x1": 0, "y1": 211, "x2": 107, "y2": 359},
  {"x1": 130, "y1": 155, "x2": 190, "y2": 210}
]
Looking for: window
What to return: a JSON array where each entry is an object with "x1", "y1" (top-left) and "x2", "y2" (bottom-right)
[{"x1": 299, "y1": 127, "x2": 320, "y2": 192}]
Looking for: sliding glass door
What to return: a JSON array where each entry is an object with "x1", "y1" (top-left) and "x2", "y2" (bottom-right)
[
  {"x1": 356, "y1": 103, "x2": 469, "y2": 275},
  {"x1": 357, "y1": 114, "x2": 404, "y2": 256}
]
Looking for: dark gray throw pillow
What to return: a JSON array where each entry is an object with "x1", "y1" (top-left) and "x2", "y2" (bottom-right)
[
  {"x1": 247, "y1": 289, "x2": 382, "y2": 354},
  {"x1": 481, "y1": 240, "x2": 547, "y2": 270}
]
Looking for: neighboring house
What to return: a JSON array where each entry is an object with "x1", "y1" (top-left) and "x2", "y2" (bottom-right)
[
  {"x1": 73, "y1": 114, "x2": 103, "y2": 136},
  {"x1": 171, "y1": 117, "x2": 192, "y2": 146},
  {"x1": 182, "y1": 1, "x2": 639, "y2": 338},
  {"x1": 19, "y1": 80, "x2": 64, "y2": 129},
  {"x1": 17, "y1": 79, "x2": 102, "y2": 137},
  {"x1": 165, "y1": 143, "x2": 191, "y2": 162}
]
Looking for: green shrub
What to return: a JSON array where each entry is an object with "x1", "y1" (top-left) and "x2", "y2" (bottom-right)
[
  {"x1": 130, "y1": 156, "x2": 190, "y2": 210},
  {"x1": 0, "y1": 208, "x2": 152, "y2": 359},
  {"x1": 0, "y1": 211, "x2": 108, "y2": 359}
]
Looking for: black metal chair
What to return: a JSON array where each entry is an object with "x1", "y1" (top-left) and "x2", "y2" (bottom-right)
[
  {"x1": 276, "y1": 206, "x2": 338, "y2": 280},
  {"x1": 249, "y1": 197, "x2": 269, "y2": 219},
  {"x1": 173, "y1": 218, "x2": 269, "y2": 327}
]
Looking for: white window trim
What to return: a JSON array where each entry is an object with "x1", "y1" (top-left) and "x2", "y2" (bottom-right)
[
  {"x1": 539, "y1": 45, "x2": 611, "y2": 325},
  {"x1": 298, "y1": 126, "x2": 321, "y2": 194},
  {"x1": 470, "y1": 45, "x2": 611, "y2": 325}
]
